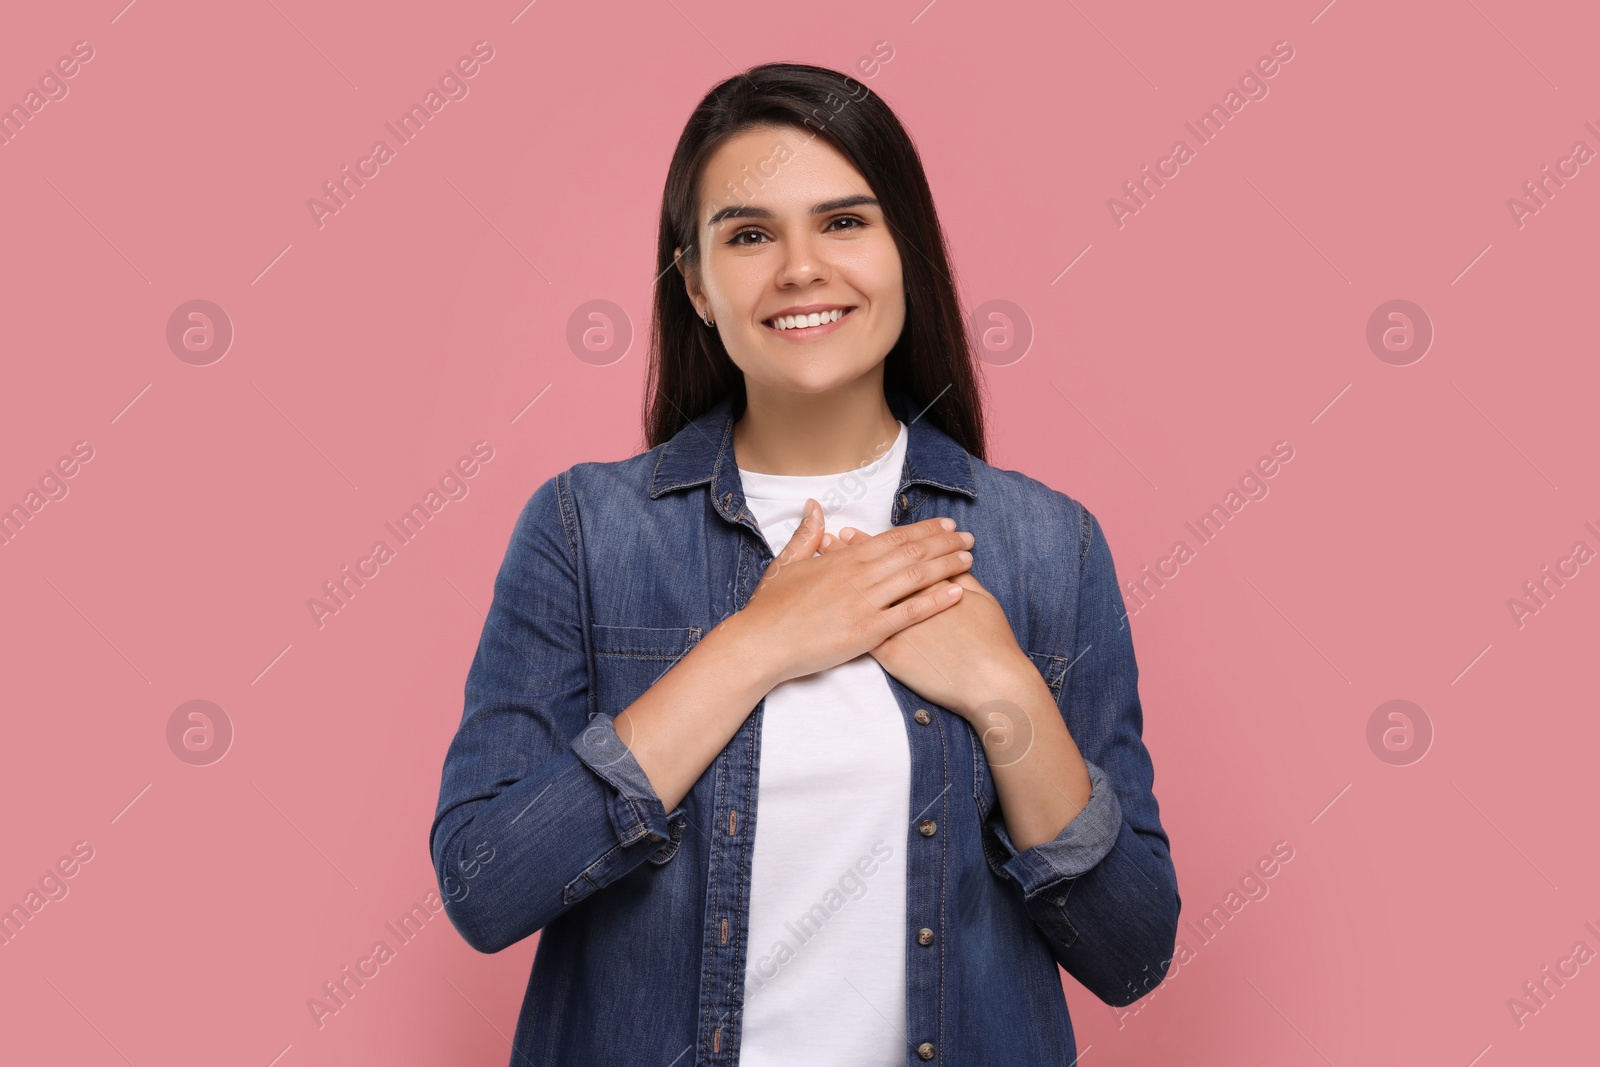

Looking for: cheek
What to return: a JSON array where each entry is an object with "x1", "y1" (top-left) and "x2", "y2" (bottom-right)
[
  {"x1": 855, "y1": 242, "x2": 902, "y2": 291},
  {"x1": 863, "y1": 280, "x2": 907, "y2": 347},
  {"x1": 704, "y1": 251, "x2": 766, "y2": 312},
  {"x1": 859, "y1": 246, "x2": 905, "y2": 321}
]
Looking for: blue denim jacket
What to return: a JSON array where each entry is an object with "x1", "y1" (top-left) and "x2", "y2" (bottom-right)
[{"x1": 429, "y1": 389, "x2": 1180, "y2": 1065}]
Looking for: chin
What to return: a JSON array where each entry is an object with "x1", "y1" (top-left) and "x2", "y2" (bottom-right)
[{"x1": 757, "y1": 370, "x2": 876, "y2": 398}]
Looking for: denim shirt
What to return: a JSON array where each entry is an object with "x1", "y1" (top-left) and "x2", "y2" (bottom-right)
[{"x1": 429, "y1": 389, "x2": 1180, "y2": 1066}]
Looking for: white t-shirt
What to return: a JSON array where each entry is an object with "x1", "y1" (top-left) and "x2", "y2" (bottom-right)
[{"x1": 735, "y1": 419, "x2": 911, "y2": 1067}]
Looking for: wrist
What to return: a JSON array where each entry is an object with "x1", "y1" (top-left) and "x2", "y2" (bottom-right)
[
  {"x1": 956, "y1": 651, "x2": 1051, "y2": 724},
  {"x1": 700, "y1": 611, "x2": 786, "y2": 695}
]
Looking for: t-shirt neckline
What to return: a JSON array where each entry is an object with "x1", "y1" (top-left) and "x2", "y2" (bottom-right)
[{"x1": 736, "y1": 420, "x2": 907, "y2": 498}]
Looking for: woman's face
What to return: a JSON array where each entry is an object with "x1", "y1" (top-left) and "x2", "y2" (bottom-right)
[{"x1": 677, "y1": 125, "x2": 905, "y2": 397}]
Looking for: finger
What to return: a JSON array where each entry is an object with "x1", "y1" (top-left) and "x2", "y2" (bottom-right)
[
  {"x1": 881, "y1": 576, "x2": 964, "y2": 632},
  {"x1": 841, "y1": 516, "x2": 959, "y2": 558},
  {"x1": 788, "y1": 497, "x2": 826, "y2": 551},
  {"x1": 768, "y1": 498, "x2": 825, "y2": 571},
  {"x1": 872, "y1": 543, "x2": 974, "y2": 603},
  {"x1": 854, "y1": 530, "x2": 967, "y2": 592},
  {"x1": 852, "y1": 527, "x2": 972, "y2": 596}
]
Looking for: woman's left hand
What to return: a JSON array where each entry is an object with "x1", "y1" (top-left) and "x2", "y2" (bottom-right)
[{"x1": 818, "y1": 525, "x2": 1035, "y2": 721}]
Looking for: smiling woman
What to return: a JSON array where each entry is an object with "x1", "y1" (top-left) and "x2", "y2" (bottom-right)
[
  {"x1": 430, "y1": 61, "x2": 1179, "y2": 1067},
  {"x1": 671, "y1": 128, "x2": 910, "y2": 439}
]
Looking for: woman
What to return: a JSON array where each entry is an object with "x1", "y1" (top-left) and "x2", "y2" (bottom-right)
[{"x1": 430, "y1": 62, "x2": 1179, "y2": 1066}]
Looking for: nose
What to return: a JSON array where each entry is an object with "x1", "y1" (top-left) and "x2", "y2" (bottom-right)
[{"x1": 775, "y1": 227, "x2": 830, "y2": 288}]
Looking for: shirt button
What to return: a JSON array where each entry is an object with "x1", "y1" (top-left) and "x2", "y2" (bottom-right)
[
  {"x1": 900, "y1": 493, "x2": 910, "y2": 509},
  {"x1": 917, "y1": 1041, "x2": 936, "y2": 1060},
  {"x1": 913, "y1": 709, "x2": 930, "y2": 725},
  {"x1": 917, "y1": 927, "x2": 934, "y2": 946},
  {"x1": 919, "y1": 818, "x2": 937, "y2": 837}
]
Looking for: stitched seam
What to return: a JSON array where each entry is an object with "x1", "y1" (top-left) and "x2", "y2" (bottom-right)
[
  {"x1": 1062, "y1": 509, "x2": 1094, "y2": 718},
  {"x1": 704, "y1": 532, "x2": 752, "y2": 1059},
  {"x1": 937, "y1": 709, "x2": 949, "y2": 1058},
  {"x1": 970, "y1": 720, "x2": 986, "y2": 819},
  {"x1": 699, "y1": 689, "x2": 732, "y2": 1059},
  {"x1": 593, "y1": 625, "x2": 701, "y2": 660},
  {"x1": 616, "y1": 796, "x2": 648, "y2": 842},
  {"x1": 563, "y1": 840, "x2": 626, "y2": 904},
  {"x1": 555, "y1": 470, "x2": 581, "y2": 573},
  {"x1": 725, "y1": 690, "x2": 762, "y2": 1059},
  {"x1": 1077, "y1": 500, "x2": 1093, "y2": 569},
  {"x1": 647, "y1": 436, "x2": 673, "y2": 497},
  {"x1": 649, "y1": 813, "x2": 685, "y2": 864},
  {"x1": 709, "y1": 408, "x2": 736, "y2": 509},
  {"x1": 557, "y1": 469, "x2": 601, "y2": 724},
  {"x1": 1027, "y1": 649, "x2": 1069, "y2": 698}
]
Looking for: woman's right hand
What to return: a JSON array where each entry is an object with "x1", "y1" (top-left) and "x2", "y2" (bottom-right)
[{"x1": 729, "y1": 497, "x2": 975, "y2": 687}]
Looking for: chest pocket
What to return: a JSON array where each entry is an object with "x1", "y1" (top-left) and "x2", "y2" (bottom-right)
[
  {"x1": 972, "y1": 647, "x2": 1073, "y2": 876},
  {"x1": 590, "y1": 624, "x2": 702, "y2": 719}
]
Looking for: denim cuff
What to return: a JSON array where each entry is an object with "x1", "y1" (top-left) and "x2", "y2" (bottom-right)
[
  {"x1": 571, "y1": 712, "x2": 683, "y2": 847},
  {"x1": 991, "y1": 758, "x2": 1123, "y2": 898}
]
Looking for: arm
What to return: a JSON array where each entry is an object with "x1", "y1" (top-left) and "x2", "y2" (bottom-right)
[
  {"x1": 428, "y1": 472, "x2": 772, "y2": 953},
  {"x1": 981, "y1": 507, "x2": 1181, "y2": 1007}
]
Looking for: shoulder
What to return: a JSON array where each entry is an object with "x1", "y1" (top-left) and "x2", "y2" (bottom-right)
[
  {"x1": 565, "y1": 447, "x2": 671, "y2": 513},
  {"x1": 966, "y1": 453, "x2": 1099, "y2": 571},
  {"x1": 520, "y1": 447, "x2": 663, "y2": 509},
  {"x1": 511, "y1": 446, "x2": 679, "y2": 548},
  {"x1": 497, "y1": 449, "x2": 667, "y2": 583}
]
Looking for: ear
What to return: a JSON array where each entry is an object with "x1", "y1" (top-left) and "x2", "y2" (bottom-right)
[
  {"x1": 674, "y1": 245, "x2": 700, "y2": 293},
  {"x1": 675, "y1": 246, "x2": 712, "y2": 321}
]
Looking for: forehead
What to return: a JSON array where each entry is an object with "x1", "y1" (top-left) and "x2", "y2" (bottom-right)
[{"x1": 699, "y1": 126, "x2": 872, "y2": 224}]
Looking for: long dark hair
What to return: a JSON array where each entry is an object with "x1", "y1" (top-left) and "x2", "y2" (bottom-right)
[{"x1": 643, "y1": 62, "x2": 988, "y2": 461}]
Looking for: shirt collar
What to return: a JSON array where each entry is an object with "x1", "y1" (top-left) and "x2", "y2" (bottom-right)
[{"x1": 648, "y1": 389, "x2": 977, "y2": 508}]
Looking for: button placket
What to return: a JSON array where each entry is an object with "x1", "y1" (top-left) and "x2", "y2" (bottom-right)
[{"x1": 886, "y1": 645, "x2": 944, "y2": 1067}]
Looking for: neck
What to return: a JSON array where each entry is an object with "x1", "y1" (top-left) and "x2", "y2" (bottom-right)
[{"x1": 733, "y1": 379, "x2": 900, "y2": 476}]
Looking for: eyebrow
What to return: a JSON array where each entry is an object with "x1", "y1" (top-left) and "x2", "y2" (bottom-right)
[{"x1": 706, "y1": 194, "x2": 880, "y2": 228}]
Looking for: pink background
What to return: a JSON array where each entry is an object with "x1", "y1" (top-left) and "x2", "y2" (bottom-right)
[{"x1": 2, "y1": 1, "x2": 1596, "y2": 1063}]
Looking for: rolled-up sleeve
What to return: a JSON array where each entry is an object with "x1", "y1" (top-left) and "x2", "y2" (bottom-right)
[
  {"x1": 571, "y1": 711, "x2": 680, "y2": 847},
  {"x1": 429, "y1": 471, "x2": 684, "y2": 955},
  {"x1": 987, "y1": 757, "x2": 1123, "y2": 893}
]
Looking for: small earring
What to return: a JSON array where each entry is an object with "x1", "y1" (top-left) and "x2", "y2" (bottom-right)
[{"x1": 702, "y1": 310, "x2": 715, "y2": 327}]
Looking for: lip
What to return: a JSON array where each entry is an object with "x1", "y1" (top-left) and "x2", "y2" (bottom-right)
[
  {"x1": 762, "y1": 305, "x2": 856, "y2": 341},
  {"x1": 765, "y1": 302, "x2": 851, "y2": 320}
]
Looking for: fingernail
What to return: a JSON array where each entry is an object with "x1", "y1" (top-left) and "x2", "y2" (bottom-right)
[{"x1": 940, "y1": 518, "x2": 955, "y2": 531}]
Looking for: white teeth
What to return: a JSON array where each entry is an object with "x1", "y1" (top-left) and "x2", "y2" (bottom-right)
[{"x1": 768, "y1": 308, "x2": 845, "y2": 331}]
